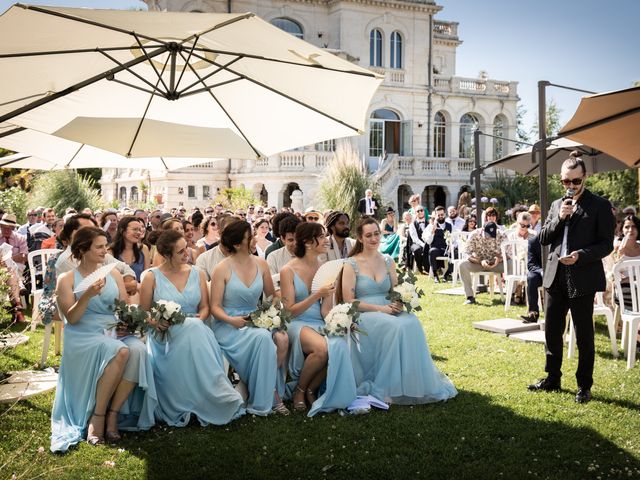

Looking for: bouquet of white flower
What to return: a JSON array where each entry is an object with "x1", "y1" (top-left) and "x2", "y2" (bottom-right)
[
  {"x1": 386, "y1": 269, "x2": 424, "y2": 314},
  {"x1": 149, "y1": 300, "x2": 186, "y2": 342},
  {"x1": 108, "y1": 299, "x2": 148, "y2": 336},
  {"x1": 246, "y1": 296, "x2": 292, "y2": 331},
  {"x1": 320, "y1": 302, "x2": 364, "y2": 341}
]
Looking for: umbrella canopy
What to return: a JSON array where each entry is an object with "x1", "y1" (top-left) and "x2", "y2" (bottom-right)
[
  {"x1": 0, "y1": 125, "x2": 226, "y2": 170},
  {"x1": 0, "y1": 4, "x2": 382, "y2": 160},
  {"x1": 487, "y1": 138, "x2": 631, "y2": 175},
  {"x1": 558, "y1": 86, "x2": 640, "y2": 166}
]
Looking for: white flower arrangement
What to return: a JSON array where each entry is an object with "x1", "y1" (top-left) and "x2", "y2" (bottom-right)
[
  {"x1": 246, "y1": 296, "x2": 292, "y2": 331},
  {"x1": 386, "y1": 268, "x2": 425, "y2": 313},
  {"x1": 320, "y1": 302, "x2": 364, "y2": 343},
  {"x1": 149, "y1": 300, "x2": 186, "y2": 342}
]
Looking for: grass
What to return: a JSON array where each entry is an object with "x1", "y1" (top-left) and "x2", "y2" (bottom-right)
[{"x1": 1, "y1": 278, "x2": 639, "y2": 479}]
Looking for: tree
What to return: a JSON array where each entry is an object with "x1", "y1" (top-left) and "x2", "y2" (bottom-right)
[
  {"x1": 515, "y1": 104, "x2": 531, "y2": 149},
  {"x1": 587, "y1": 170, "x2": 638, "y2": 208},
  {"x1": 28, "y1": 170, "x2": 104, "y2": 216},
  {"x1": 0, "y1": 187, "x2": 28, "y2": 223},
  {"x1": 214, "y1": 186, "x2": 258, "y2": 211},
  {"x1": 319, "y1": 140, "x2": 380, "y2": 228},
  {"x1": 531, "y1": 99, "x2": 562, "y2": 138}
]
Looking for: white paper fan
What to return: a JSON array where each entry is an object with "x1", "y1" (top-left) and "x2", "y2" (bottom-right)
[
  {"x1": 73, "y1": 262, "x2": 117, "y2": 293},
  {"x1": 0, "y1": 243, "x2": 12, "y2": 262},
  {"x1": 311, "y1": 259, "x2": 345, "y2": 292}
]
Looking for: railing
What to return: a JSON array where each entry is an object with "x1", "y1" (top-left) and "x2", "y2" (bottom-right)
[
  {"x1": 256, "y1": 157, "x2": 269, "y2": 168},
  {"x1": 315, "y1": 152, "x2": 334, "y2": 168},
  {"x1": 280, "y1": 152, "x2": 305, "y2": 169},
  {"x1": 389, "y1": 157, "x2": 479, "y2": 177},
  {"x1": 369, "y1": 67, "x2": 405, "y2": 86},
  {"x1": 433, "y1": 75, "x2": 517, "y2": 97},
  {"x1": 433, "y1": 20, "x2": 458, "y2": 38}
]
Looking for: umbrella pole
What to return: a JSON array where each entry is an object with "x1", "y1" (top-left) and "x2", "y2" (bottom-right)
[{"x1": 473, "y1": 129, "x2": 483, "y2": 227}]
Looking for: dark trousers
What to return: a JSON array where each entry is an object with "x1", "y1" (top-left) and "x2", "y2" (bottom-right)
[
  {"x1": 412, "y1": 246, "x2": 430, "y2": 273},
  {"x1": 429, "y1": 247, "x2": 452, "y2": 278},
  {"x1": 527, "y1": 268, "x2": 543, "y2": 312},
  {"x1": 403, "y1": 243, "x2": 414, "y2": 270},
  {"x1": 544, "y1": 274, "x2": 595, "y2": 389}
]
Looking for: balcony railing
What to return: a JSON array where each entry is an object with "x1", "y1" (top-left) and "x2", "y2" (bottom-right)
[
  {"x1": 390, "y1": 156, "x2": 478, "y2": 177},
  {"x1": 369, "y1": 67, "x2": 405, "y2": 86},
  {"x1": 433, "y1": 75, "x2": 518, "y2": 98}
]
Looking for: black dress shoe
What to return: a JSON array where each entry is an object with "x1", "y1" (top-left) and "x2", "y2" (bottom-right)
[
  {"x1": 528, "y1": 377, "x2": 561, "y2": 392},
  {"x1": 575, "y1": 388, "x2": 592, "y2": 404},
  {"x1": 520, "y1": 312, "x2": 540, "y2": 324},
  {"x1": 463, "y1": 296, "x2": 476, "y2": 305}
]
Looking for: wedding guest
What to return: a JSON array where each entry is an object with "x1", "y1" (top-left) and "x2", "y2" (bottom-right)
[
  {"x1": 140, "y1": 230, "x2": 245, "y2": 426},
  {"x1": 253, "y1": 218, "x2": 272, "y2": 258},
  {"x1": 341, "y1": 217, "x2": 457, "y2": 404},
  {"x1": 210, "y1": 220, "x2": 289, "y2": 415},
  {"x1": 196, "y1": 215, "x2": 220, "y2": 254},
  {"x1": 195, "y1": 215, "x2": 238, "y2": 281},
  {"x1": 613, "y1": 215, "x2": 640, "y2": 311},
  {"x1": 507, "y1": 212, "x2": 536, "y2": 242},
  {"x1": 408, "y1": 206, "x2": 429, "y2": 274},
  {"x1": 264, "y1": 212, "x2": 296, "y2": 258},
  {"x1": 280, "y1": 222, "x2": 357, "y2": 415},
  {"x1": 109, "y1": 217, "x2": 150, "y2": 282},
  {"x1": 379, "y1": 207, "x2": 400, "y2": 261},
  {"x1": 267, "y1": 215, "x2": 301, "y2": 275},
  {"x1": 0, "y1": 213, "x2": 28, "y2": 322},
  {"x1": 399, "y1": 211, "x2": 414, "y2": 270},
  {"x1": 357, "y1": 189, "x2": 378, "y2": 217},
  {"x1": 52, "y1": 227, "x2": 156, "y2": 452},
  {"x1": 182, "y1": 220, "x2": 200, "y2": 263},
  {"x1": 41, "y1": 218, "x2": 64, "y2": 250},
  {"x1": 100, "y1": 210, "x2": 118, "y2": 244},
  {"x1": 529, "y1": 204, "x2": 542, "y2": 233},
  {"x1": 323, "y1": 211, "x2": 355, "y2": 262},
  {"x1": 462, "y1": 215, "x2": 478, "y2": 232},
  {"x1": 423, "y1": 206, "x2": 452, "y2": 283},
  {"x1": 152, "y1": 218, "x2": 195, "y2": 266}
]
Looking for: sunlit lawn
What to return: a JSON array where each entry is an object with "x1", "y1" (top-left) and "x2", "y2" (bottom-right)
[{"x1": 1, "y1": 277, "x2": 639, "y2": 479}]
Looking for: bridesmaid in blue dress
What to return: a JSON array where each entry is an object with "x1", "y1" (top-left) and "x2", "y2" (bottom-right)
[
  {"x1": 139, "y1": 230, "x2": 245, "y2": 426},
  {"x1": 280, "y1": 222, "x2": 357, "y2": 416},
  {"x1": 210, "y1": 220, "x2": 289, "y2": 415},
  {"x1": 341, "y1": 217, "x2": 457, "y2": 405},
  {"x1": 52, "y1": 227, "x2": 156, "y2": 452}
]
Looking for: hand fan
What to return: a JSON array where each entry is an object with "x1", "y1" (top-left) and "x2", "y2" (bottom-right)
[
  {"x1": 73, "y1": 262, "x2": 117, "y2": 293},
  {"x1": 311, "y1": 259, "x2": 345, "y2": 292},
  {"x1": 0, "y1": 243, "x2": 12, "y2": 262}
]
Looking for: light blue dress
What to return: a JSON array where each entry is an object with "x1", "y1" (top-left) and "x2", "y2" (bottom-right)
[
  {"x1": 212, "y1": 265, "x2": 278, "y2": 416},
  {"x1": 286, "y1": 272, "x2": 357, "y2": 416},
  {"x1": 50, "y1": 271, "x2": 157, "y2": 453},
  {"x1": 347, "y1": 256, "x2": 457, "y2": 404},
  {"x1": 147, "y1": 267, "x2": 245, "y2": 426}
]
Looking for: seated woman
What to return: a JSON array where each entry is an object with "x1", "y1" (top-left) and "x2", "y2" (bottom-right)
[
  {"x1": 152, "y1": 218, "x2": 196, "y2": 266},
  {"x1": 109, "y1": 216, "x2": 150, "y2": 283},
  {"x1": 341, "y1": 217, "x2": 457, "y2": 405},
  {"x1": 196, "y1": 215, "x2": 220, "y2": 255},
  {"x1": 614, "y1": 215, "x2": 640, "y2": 311},
  {"x1": 182, "y1": 219, "x2": 200, "y2": 263},
  {"x1": 210, "y1": 220, "x2": 289, "y2": 415},
  {"x1": 140, "y1": 230, "x2": 245, "y2": 426},
  {"x1": 100, "y1": 210, "x2": 118, "y2": 244},
  {"x1": 253, "y1": 218, "x2": 272, "y2": 258},
  {"x1": 280, "y1": 222, "x2": 357, "y2": 416},
  {"x1": 51, "y1": 226, "x2": 156, "y2": 452},
  {"x1": 379, "y1": 207, "x2": 400, "y2": 261}
]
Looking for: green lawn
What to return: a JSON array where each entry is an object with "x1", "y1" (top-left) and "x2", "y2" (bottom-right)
[{"x1": 1, "y1": 279, "x2": 639, "y2": 479}]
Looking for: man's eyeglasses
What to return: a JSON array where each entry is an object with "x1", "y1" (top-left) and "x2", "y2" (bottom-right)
[{"x1": 560, "y1": 177, "x2": 583, "y2": 186}]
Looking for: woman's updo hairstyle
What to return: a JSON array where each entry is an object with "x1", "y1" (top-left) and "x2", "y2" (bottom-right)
[
  {"x1": 161, "y1": 217, "x2": 183, "y2": 231},
  {"x1": 71, "y1": 226, "x2": 107, "y2": 260},
  {"x1": 293, "y1": 222, "x2": 325, "y2": 258},
  {"x1": 156, "y1": 229, "x2": 184, "y2": 259},
  {"x1": 220, "y1": 220, "x2": 252, "y2": 254}
]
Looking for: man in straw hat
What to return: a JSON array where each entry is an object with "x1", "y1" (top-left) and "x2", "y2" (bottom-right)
[{"x1": 0, "y1": 213, "x2": 27, "y2": 322}]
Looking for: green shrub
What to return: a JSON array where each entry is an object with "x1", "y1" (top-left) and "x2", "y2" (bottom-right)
[
  {"x1": 0, "y1": 186, "x2": 28, "y2": 223},
  {"x1": 28, "y1": 170, "x2": 104, "y2": 216}
]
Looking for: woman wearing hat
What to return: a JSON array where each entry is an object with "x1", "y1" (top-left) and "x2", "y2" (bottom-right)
[{"x1": 378, "y1": 207, "x2": 400, "y2": 261}]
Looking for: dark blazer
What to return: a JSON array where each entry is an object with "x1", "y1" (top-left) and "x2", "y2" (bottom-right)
[
  {"x1": 538, "y1": 189, "x2": 615, "y2": 293},
  {"x1": 357, "y1": 196, "x2": 380, "y2": 217},
  {"x1": 527, "y1": 235, "x2": 542, "y2": 272}
]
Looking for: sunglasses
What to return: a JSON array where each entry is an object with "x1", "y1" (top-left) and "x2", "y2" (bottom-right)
[
  {"x1": 306, "y1": 216, "x2": 320, "y2": 221},
  {"x1": 205, "y1": 210, "x2": 213, "y2": 214},
  {"x1": 416, "y1": 209, "x2": 424, "y2": 213},
  {"x1": 560, "y1": 177, "x2": 583, "y2": 186},
  {"x1": 519, "y1": 223, "x2": 530, "y2": 228},
  {"x1": 237, "y1": 213, "x2": 246, "y2": 217},
  {"x1": 28, "y1": 213, "x2": 36, "y2": 217}
]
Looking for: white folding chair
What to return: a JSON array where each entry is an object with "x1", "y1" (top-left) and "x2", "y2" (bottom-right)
[
  {"x1": 449, "y1": 231, "x2": 470, "y2": 287},
  {"x1": 613, "y1": 260, "x2": 640, "y2": 369},
  {"x1": 28, "y1": 249, "x2": 62, "y2": 368},
  {"x1": 501, "y1": 240, "x2": 528, "y2": 311},
  {"x1": 567, "y1": 292, "x2": 618, "y2": 359}
]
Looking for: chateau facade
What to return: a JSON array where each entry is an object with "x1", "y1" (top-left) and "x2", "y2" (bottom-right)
[{"x1": 100, "y1": 0, "x2": 518, "y2": 212}]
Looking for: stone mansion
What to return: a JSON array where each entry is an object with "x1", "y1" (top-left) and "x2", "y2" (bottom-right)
[{"x1": 100, "y1": 0, "x2": 518, "y2": 213}]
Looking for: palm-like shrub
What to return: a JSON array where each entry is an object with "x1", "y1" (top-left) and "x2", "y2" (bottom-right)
[
  {"x1": 0, "y1": 186, "x2": 28, "y2": 223},
  {"x1": 29, "y1": 170, "x2": 104, "y2": 216},
  {"x1": 319, "y1": 140, "x2": 380, "y2": 227}
]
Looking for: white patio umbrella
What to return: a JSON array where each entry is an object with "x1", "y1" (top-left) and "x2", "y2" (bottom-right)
[
  {"x1": 487, "y1": 137, "x2": 631, "y2": 175},
  {"x1": 0, "y1": 5, "x2": 382, "y2": 160},
  {"x1": 0, "y1": 125, "x2": 227, "y2": 170}
]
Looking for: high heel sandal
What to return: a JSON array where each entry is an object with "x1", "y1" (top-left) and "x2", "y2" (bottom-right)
[
  {"x1": 86, "y1": 412, "x2": 105, "y2": 446},
  {"x1": 105, "y1": 410, "x2": 122, "y2": 443},
  {"x1": 293, "y1": 386, "x2": 307, "y2": 412},
  {"x1": 272, "y1": 401, "x2": 291, "y2": 416},
  {"x1": 306, "y1": 388, "x2": 317, "y2": 406}
]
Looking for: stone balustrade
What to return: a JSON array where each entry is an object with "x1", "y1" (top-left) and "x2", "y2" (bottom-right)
[
  {"x1": 433, "y1": 75, "x2": 518, "y2": 98},
  {"x1": 370, "y1": 67, "x2": 405, "y2": 86}
]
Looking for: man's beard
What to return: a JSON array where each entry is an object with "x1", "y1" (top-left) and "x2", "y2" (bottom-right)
[
  {"x1": 335, "y1": 229, "x2": 350, "y2": 238},
  {"x1": 449, "y1": 214, "x2": 457, "y2": 220}
]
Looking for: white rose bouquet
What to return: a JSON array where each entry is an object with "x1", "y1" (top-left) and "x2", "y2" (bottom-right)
[
  {"x1": 386, "y1": 269, "x2": 424, "y2": 314},
  {"x1": 246, "y1": 296, "x2": 292, "y2": 332},
  {"x1": 320, "y1": 302, "x2": 364, "y2": 342},
  {"x1": 149, "y1": 300, "x2": 186, "y2": 341},
  {"x1": 108, "y1": 299, "x2": 147, "y2": 336}
]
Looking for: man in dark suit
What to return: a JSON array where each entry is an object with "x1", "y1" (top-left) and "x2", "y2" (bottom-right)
[
  {"x1": 357, "y1": 189, "x2": 379, "y2": 218},
  {"x1": 528, "y1": 154, "x2": 615, "y2": 404}
]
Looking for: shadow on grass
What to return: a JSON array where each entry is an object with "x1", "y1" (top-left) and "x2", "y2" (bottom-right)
[{"x1": 123, "y1": 390, "x2": 640, "y2": 480}]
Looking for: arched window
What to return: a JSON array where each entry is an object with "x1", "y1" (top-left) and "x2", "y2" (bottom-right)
[
  {"x1": 119, "y1": 186, "x2": 127, "y2": 202},
  {"x1": 390, "y1": 31, "x2": 403, "y2": 69},
  {"x1": 369, "y1": 29, "x2": 383, "y2": 67},
  {"x1": 433, "y1": 111, "x2": 446, "y2": 157},
  {"x1": 271, "y1": 18, "x2": 303, "y2": 39},
  {"x1": 130, "y1": 186, "x2": 139, "y2": 202},
  {"x1": 369, "y1": 108, "x2": 400, "y2": 158},
  {"x1": 493, "y1": 115, "x2": 506, "y2": 160},
  {"x1": 459, "y1": 113, "x2": 479, "y2": 159}
]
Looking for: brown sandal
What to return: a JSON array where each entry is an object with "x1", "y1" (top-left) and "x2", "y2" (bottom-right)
[
  {"x1": 105, "y1": 410, "x2": 121, "y2": 443},
  {"x1": 87, "y1": 412, "x2": 105, "y2": 446},
  {"x1": 293, "y1": 386, "x2": 307, "y2": 412}
]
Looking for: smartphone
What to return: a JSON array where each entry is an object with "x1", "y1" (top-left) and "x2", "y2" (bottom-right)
[{"x1": 559, "y1": 255, "x2": 573, "y2": 261}]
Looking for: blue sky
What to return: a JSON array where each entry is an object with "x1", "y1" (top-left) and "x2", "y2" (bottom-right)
[{"x1": 1, "y1": 0, "x2": 638, "y2": 134}]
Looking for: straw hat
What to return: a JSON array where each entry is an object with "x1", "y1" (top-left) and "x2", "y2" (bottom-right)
[{"x1": 0, "y1": 213, "x2": 18, "y2": 228}]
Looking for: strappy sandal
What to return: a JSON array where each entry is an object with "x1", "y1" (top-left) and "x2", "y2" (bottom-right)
[
  {"x1": 306, "y1": 388, "x2": 317, "y2": 406},
  {"x1": 293, "y1": 386, "x2": 307, "y2": 412},
  {"x1": 272, "y1": 401, "x2": 291, "y2": 416},
  {"x1": 86, "y1": 412, "x2": 105, "y2": 446},
  {"x1": 105, "y1": 410, "x2": 122, "y2": 443}
]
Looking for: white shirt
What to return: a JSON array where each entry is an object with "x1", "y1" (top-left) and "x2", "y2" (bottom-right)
[
  {"x1": 55, "y1": 246, "x2": 136, "y2": 278},
  {"x1": 366, "y1": 197, "x2": 375, "y2": 215},
  {"x1": 445, "y1": 216, "x2": 465, "y2": 232},
  {"x1": 267, "y1": 246, "x2": 296, "y2": 275},
  {"x1": 195, "y1": 245, "x2": 227, "y2": 281}
]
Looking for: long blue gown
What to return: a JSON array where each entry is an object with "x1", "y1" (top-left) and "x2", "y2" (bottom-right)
[
  {"x1": 212, "y1": 265, "x2": 278, "y2": 416},
  {"x1": 147, "y1": 267, "x2": 245, "y2": 426},
  {"x1": 379, "y1": 222, "x2": 401, "y2": 261},
  {"x1": 286, "y1": 273, "x2": 357, "y2": 416},
  {"x1": 347, "y1": 256, "x2": 457, "y2": 404},
  {"x1": 50, "y1": 271, "x2": 157, "y2": 453}
]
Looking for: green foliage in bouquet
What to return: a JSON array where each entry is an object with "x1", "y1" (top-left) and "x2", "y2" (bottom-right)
[
  {"x1": 387, "y1": 268, "x2": 425, "y2": 314},
  {"x1": 246, "y1": 296, "x2": 292, "y2": 331},
  {"x1": 109, "y1": 299, "x2": 148, "y2": 335}
]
